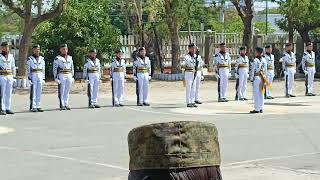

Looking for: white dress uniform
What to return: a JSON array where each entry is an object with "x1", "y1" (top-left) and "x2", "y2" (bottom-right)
[
  {"x1": 302, "y1": 50, "x2": 316, "y2": 95},
  {"x1": 0, "y1": 53, "x2": 16, "y2": 111},
  {"x1": 133, "y1": 56, "x2": 151, "y2": 105},
  {"x1": 83, "y1": 58, "x2": 102, "y2": 106},
  {"x1": 184, "y1": 53, "x2": 204, "y2": 105},
  {"x1": 235, "y1": 54, "x2": 249, "y2": 99},
  {"x1": 110, "y1": 58, "x2": 126, "y2": 105},
  {"x1": 214, "y1": 52, "x2": 231, "y2": 100},
  {"x1": 53, "y1": 55, "x2": 74, "y2": 108},
  {"x1": 264, "y1": 53, "x2": 275, "y2": 97},
  {"x1": 282, "y1": 51, "x2": 296, "y2": 96},
  {"x1": 250, "y1": 57, "x2": 267, "y2": 112},
  {"x1": 27, "y1": 55, "x2": 45, "y2": 109}
]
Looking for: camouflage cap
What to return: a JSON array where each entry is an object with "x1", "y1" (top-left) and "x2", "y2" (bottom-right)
[{"x1": 128, "y1": 121, "x2": 221, "y2": 170}]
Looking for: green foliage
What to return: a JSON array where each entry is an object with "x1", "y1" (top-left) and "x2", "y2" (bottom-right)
[
  {"x1": 0, "y1": 11, "x2": 22, "y2": 36},
  {"x1": 33, "y1": 0, "x2": 121, "y2": 72},
  {"x1": 254, "y1": 21, "x2": 276, "y2": 34}
]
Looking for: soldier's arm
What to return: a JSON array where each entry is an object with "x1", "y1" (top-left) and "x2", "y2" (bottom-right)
[
  {"x1": 302, "y1": 53, "x2": 307, "y2": 71},
  {"x1": 53, "y1": 57, "x2": 58, "y2": 79},
  {"x1": 281, "y1": 55, "x2": 286, "y2": 71},
  {"x1": 133, "y1": 60, "x2": 137, "y2": 77},
  {"x1": 42, "y1": 59, "x2": 46, "y2": 80},
  {"x1": 71, "y1": 59, "x2": 75, "y2": 77},
  {"x1": 228, "y1": 54, "x2": 232, "y2": 71},
  {"x1": 213, "y1": 54, "x2": 219, "y2": 73},
  {"x1": 83, "y1": 62, "x2": 88, "y2": 80},
  {"x1": 148, "y1": 58, "x2": 151, "y2": 75},
  {"x1": 249, "y1": 61, "x2": 255, "y2": 81},
  {"x1": 123, "y1": 60, "x2": 127, "y2": 77}
]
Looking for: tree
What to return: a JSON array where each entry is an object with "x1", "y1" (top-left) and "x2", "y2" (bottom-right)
[
  {"x1": 32, "y1": 0, "x2": 120, "y2": 76},
  {"x1": 277, "y1": 0, "x2": 320, "y2": 43},
  {"x1": 254, "y1": 21, "x2": 276, "y2": 34},
  {"x1": 2, "y1": 0, "x2": 67, "y2": 85},
  {"x1": 230, "y1": 0, "x2": 254, "y2": 55}
]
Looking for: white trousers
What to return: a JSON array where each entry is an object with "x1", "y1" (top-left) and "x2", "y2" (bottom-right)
[
  {"x1": 266, "y1": 70, "x2": 274, "y2": 97},
  {"x1": 219, "y1": 68, "x2": 229, "y2": 99},
  {"x1": 58, "y1": 74, "x2": 73, "y2": 107},
  {"x1": 31, "y1": 74, "x2": 44, "y2": 108},
  {"x1": 306, "y1": 67, "x2": 316, "y2": 94},
  {"x1": 185, "y1": 71, "x2": 201, "y2": 104},
  {"x1": 112, "y1": 72, "x2": 125, "y2": 105},
  {"x1": 285, "y1": 68, "x2": 295, "y2": 95},
  {"x1": 88, "y1": 73, "x2": 100, "y2": 105},
  {"x1": 253, "y1": 76, "x2": 264, "y2": 111},
  {"x1": 237, "y1": 68, "x2": 248, "y2": 99},
  {"x1": 137, "y1": 73, "x2": 149, "y2": 104},
  {"x1": 0, "y1": 75, "x2": 13, "y2": 111}
]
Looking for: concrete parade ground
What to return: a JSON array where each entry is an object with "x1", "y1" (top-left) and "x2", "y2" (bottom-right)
[{"x1": 1, "y1": 79, "x2": 320, "y2": 180}]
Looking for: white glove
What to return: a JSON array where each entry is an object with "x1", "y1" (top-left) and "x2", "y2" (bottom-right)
[
  {"x1": 228, "y1": 73, "x2": 232, "y2": 78},
  {"x1": 42, "y1": 80, "x2": 45, "y2": 85},
  {"x1": 99, "y1": 80, "x2": 102, "y2": 83},
  {"x1": 28, "y1": 80, "x2": 33, "y2": 85},
  {"x1": 235, "y1": 73, "x2": 239, "y2": 79},
  {"x1": 215, "y1": 74, "x2": 220, "y2": 80},
  {"x1": 284, "y1": 71, "x2": 288, "y2": 76},
  {"x1": 133, "y1": 76, "x2": 137, "y2": 81},
  {"x1": 148, "y1": 76, "x2": 152, "y2": 81},
  {"x1": 55, "y1": 79, "x2": 60, "y2": 84},
  {"x1": 86, "y1": 80, "x2": 90, "y2": 84},
  {"x1": 13, "y1": 79, "x2": 16, "y2": 83},
  {"x1": 71, "y1": 78, "x2": 75, "y2": 83},
  {"x1": 201, "y1": 76, "x2": 204, "y2": 81},
  {"x1": 304, "y1": 71, "x2": 308, "y2": 75},
  {"x1": 124, "y1": 79, "x2": 127, "y2": 83}
]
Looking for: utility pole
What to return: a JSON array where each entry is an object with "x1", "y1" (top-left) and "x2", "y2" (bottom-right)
[{"x1": 265, "y1": 0, "x2": 268, "y2": 35}]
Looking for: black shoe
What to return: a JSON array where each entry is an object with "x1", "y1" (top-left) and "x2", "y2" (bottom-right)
[
  {"x1": 89, "y1": 104, "x2": 95, "y2": 108},
  {"x1": 306, "y1": 93, "x2": 313, "y2": 96},
  {"x1": 60, "y1": 106, "x2": 67, "y2": 110},
  {"x1": 312, "y1": 94, "x2": 316, "y2": 96},
  {"x1": 289, "y1": 94, "x2": 296, "y2": 97},
  {"x1": 218, "y1": 99, "x2": 225, "y2": 102},
  {"x1": 270, "y1": 97, "x2": 275, "y2": 99},
  {"x1": 265, "y1": 96, "x2": 271, "y2": 99},
  {"x1": 250, "y1": 110, "x2": 260, "y2": 114},
  {"x1": 187, "y1": 104, "x2": 193, "y2": 108},
  {"x1": 137, "y1": 103, "x2": 143, "y2": 106},
  {"x1": 0, "y1": 110, "x2": 6, "y2": 115},
  {"x1": 37, "y1": 108, "x2": 44, "y2": 112},
  {"x1": 260, "y1": 110, "x2": 263, "y2": 113},
  {"x1": 192, "y1": 104, "x2": 198, "y2": 108},
  {"x1": 286, "y1": 95, "x2": 290, "y2": 98},
  {"x1": 65, "y1": 106, "x2": 71, "y2": 110},
  {"x1": 6, "y1": 110, "x2": 14, "y2": 114},
  {"x1": 239, "y1": 98, "x2": 245, "y2": 101},
  {"x1": 195, "y1": 101, "x2": 202, "y2": 104},
  {"x1": 114, "y1": 104, "x2": 120, "y2": 107},
  {"x1": 30, "y1": 108, "x2": 38, "y2": 112},
  {"x1": 119, "y1": 104, "x2": 124, "y2": 107},
  {"x1": 94, "y1": 104, "x2": 101, "y2": 108},
  {"x1": 224, "y1": 99, "x2": 229, "y2": 102},
  {"x1": 243, "y1": 98, "x2": 249, "y2": 101},
  {"x1": 143, "y1": 103, "x2": 150, "y2": 106}
]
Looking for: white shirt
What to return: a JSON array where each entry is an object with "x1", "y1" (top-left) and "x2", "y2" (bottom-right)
[
  {"x1": 0, "y1": 53, "x2": 16, "y2": 77},
  {"x1": 133, "y1": 56, "x2": 151, "y2": 76},
  {"x1": 53, "y1": 55, "x2": 74, "y2": 79},
  {"x1": 184, "y1": 53, "x2": 204, "y2": 71},
  {"x1": 302, "y1": 51, "x2": 316, "y2": 71},
  {"x1": 250, "y1": 57, "x2": 267, "y2": 81},
  {"x1": 83, "y1": 58, "x2": 102, "y2": 80},
  {"x1": 27, "y1": 55, "x2": 45, "y2": 80}
]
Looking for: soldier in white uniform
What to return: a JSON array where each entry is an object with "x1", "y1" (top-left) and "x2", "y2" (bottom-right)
[
  {"x1": 302, "y1": 42, "x2": 316, "y2": 96},
  {"x1": 110, "y1": 50, "x2": 126, "y2": 107},
  {"x1": 53, "y1": 44, "x2": 75, "y2": 110},
  {"x1": 235, "y1": 46, "x2": 249, "y2": 101},
  {"x1": 27, "y1": 44, "x2": 45, "y2": 112},
  {"x1": 0, "y1": 42, "x2": 16, "y2": 115},
  {"x1": 250, "y1": 47, "x2": 267, "y2": 114},
  {"x1": 133, "y1": 47, "x2": 151, "y2": 106},
  {"x1": 184, "y1": 43, "x2": 204, "y2": 108},
  {"x1": 282, "y1": 43, "x2": 296, "y2": 98},
  {"x1": 214, "y1": 43, "x2": 231, "y2": 102},
  {"x1": 83, "y1": 49, "x2": 102, "y2": 108},
  {"x1": 264, "y1": 45, "x2": 275, "y2": 99}
]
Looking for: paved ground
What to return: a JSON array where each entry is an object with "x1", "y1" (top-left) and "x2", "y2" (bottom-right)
[{"x1": 1, "y1": 80, "x2": 320, "y2": 180}]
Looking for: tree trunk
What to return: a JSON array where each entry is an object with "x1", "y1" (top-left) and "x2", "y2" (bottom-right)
[
  {"x1": 242, "y1": 17, "x2": 253, "y2": 57},
  {"x1": 18, "y1": 20, "x2": 35, "y2": 77},
  {"x1": 288, "y1": 16, "x2": 294, "y2": 43},
  {"x1": 297, "y1": 29, "x2": 311, "y2": 44},
  {"x1": 168, "y1": 17, "x2": 181, "y2": 74}
]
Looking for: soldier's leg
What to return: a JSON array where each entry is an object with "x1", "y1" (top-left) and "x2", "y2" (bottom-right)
[
  {"x1": 113, "y1": 77, "x2": 120, "y2": 105},
  {"x1": 308, "y1": 68, "x2": 315, "y2": 94},
  {"x1": 92, "y1": 78, "x2": 99, "y2": 105},
  {"x1": 0, "y1": 77, "x2": 6, "y2": 111},
  {"x1": 253, "y1": 77, "x2": 260, "y2": 111},
  {"x1": 32, "y1": 78, "x2": 38, "y2": 109},
  {"x1": 194, "y1": 73, "x2": 201, "y2": 102},
  {"x1": 137, "y1": 74, "x2": 144, "y2": 104},
  {"x1": 224, "y1": 69, "x2": 229, "y2": 99},
  {"x1": 185, "y1": 72, "x2": 192, "y2": 104},
  {"x1": 242, "y1": 72, "x2": 248, "y2": 98},
  {"x1": 5, "y1": 76, "x2": 14, "y2": 111},
  {"x1": 59, "y1": 76, "x2": 66, "y2": 107},
  {"x1": 37, "y1": 79, "x2": 43, "y2": 108},
  {"x1": 119, "y1": 77, "x2": 125, "y2": 104},
  {"x1": 143, "y1": 74, "x2": 149, "y2": 104},
  {"x1": 63, "y1": 77, "x2": 72, "y2": 107},
  {"x1": 287, "y1": 70, "x2": 294, "y2": 95},
  {"x1": 219, "y1": 69, "x2": 225, "y2": 99},
  {"x1": 238, "y1": 70, "x2": 244, "y2": 99}
]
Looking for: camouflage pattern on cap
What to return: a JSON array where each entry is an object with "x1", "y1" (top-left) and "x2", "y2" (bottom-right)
[{"x1": 128, "y1": 121, "x2": 221, "y2": 170}]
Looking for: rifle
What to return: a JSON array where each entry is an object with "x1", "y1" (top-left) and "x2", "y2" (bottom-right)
[
  {"x1": 58, "y1": 83, "x2": 62, "y2": 109},
  {"x1": 235, "y1": 78, "x2": 239, "y2": 100},
  {"x1": 285, "y1": 73, "x2": 289, "y2": 97},
  {"x1": 29, "y1": 82, "x2": 34, "y2": 111},
  {"x1": 87, "y1": 83, "x2": 91, "y2": 107},
  {"x1": 0, "y1": 84, "x2": 2, "y2": 112},
  {"x1": 111, "y1": 78, "x2": 115, "y2": 106},
  {"x1": 191, "y1": 50, "x2": 200, "y2": 90},
  {"x1": 132, "y1": 50, "x2": 139, "y2": 105},
  {"x1": 305, "y1": 70, "x2": 308, "y2": 95}
]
